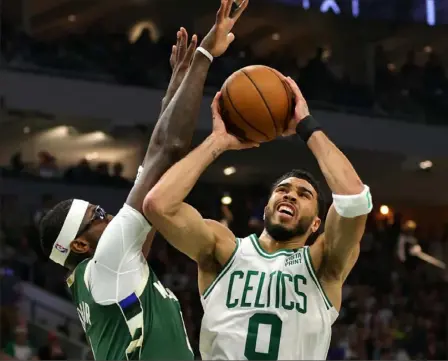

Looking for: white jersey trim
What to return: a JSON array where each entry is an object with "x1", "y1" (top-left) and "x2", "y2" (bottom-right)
[
  {"x1": 303, "y1": 246, "x2": 333, "y2": 310},
  {"x1": 249, "y1": 234, "x2": 295, "y2": 258}
]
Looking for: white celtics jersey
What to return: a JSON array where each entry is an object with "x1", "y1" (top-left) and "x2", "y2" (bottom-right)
[{"x1": 200, "y1": 234, "x2": 338, "y2": 360}]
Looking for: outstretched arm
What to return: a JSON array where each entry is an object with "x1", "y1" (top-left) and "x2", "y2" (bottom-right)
[
  {"x1": 126, "y1": 29, "x2": 199, "y2": 257},
  {"x1": 143, "y1": 0, "x2": 251, "y2": 265},
  {"x1": 144, "y1": 91, "x2": 257, "y2": 265},
  {"x1": 285, "y1": 77, "x2": 372, "y2": 281},
  {"x1": 308, "y1": 131, "x2": 368, "y2": 279},
  {"x1": 126, "y1": 28, "x2": 200, "y2": 214},
  {"x1": 88, "y1": 30, "x2": 202, "y2": 302}
]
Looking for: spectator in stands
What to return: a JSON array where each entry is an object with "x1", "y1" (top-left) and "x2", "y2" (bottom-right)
[
  {"x1": 423, "y1": 52, "x2": 446, "y2": 95},
  {"x1": 300, "y1": 47, "x2": 334, "y2": 101},
  {"x1": 12, "y1": 234, "x2": 38, "y2": 281},
  {"x1": 400, "y1": 50, "x2": 421, "y2": 96},
  {"x1": 93, "y1": 162, "x2": 111, "y2": 184},
  {"x1": 10, "y1": 152, "x2": 25, "y2": 174},
  {"x1": 110, "y1": 162, "x2": 130, "y2": 187},
  {"x1": 64, "y1": 158, "x2": 94, "y2": 184},
  {"x1": 2, "y1": 325, "x2": 35, "y2": 360},
  {"x1": 37, "y1": 331, "x2": 67, "y2": 360},
  {"x1": 37, "y1": 151, "x2": 59, "y2": 179}
]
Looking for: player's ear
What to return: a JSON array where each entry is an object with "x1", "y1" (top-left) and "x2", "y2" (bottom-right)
[
  {"x1": 70, "y1": 238, "x2": 90, "y2": 254},
  {"x1": 310, "y1": 217, "x2": 321, "y2": 233}
]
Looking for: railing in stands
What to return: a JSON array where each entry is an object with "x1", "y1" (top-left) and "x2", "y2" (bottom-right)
[
  {"x1": 27, "y1": 321, "x2": 90, "y2": 360},
  {"x1": 20, "y1": 286, "x2": 90, "y2": 359}
]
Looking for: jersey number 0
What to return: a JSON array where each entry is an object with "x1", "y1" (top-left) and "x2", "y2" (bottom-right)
[{"x1": 244, "y1": 313, "x2": 283, "y2": 360}]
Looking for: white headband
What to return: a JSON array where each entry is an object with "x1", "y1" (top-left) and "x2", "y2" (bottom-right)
[{"x1": 49, "y1": 199, "x2": 89, "y2": 266}]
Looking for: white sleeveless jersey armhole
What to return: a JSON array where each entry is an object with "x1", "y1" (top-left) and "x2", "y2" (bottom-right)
[{"x1": 200, "y1": 234, "x2": 338, "y2": 360}]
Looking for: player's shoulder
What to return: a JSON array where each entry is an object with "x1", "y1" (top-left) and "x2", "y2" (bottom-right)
[
  {"x1": 204, "y1": 219, "x2": 236, "y2": 241},
  {"x1": 120, "y1": 203, "x2": 151, "y2": 225}
]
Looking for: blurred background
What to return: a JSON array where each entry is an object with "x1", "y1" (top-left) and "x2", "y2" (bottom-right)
[{"x1": 0, "y1": 0, "x2": 447, "y2": 359}]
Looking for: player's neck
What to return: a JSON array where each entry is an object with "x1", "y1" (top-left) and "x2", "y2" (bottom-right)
[{"x1": 258, "y1": 230, "x2": 308, "y2": 253}]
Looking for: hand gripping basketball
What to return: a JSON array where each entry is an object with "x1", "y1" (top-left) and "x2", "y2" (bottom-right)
[
  {"x1": 283, "y1": 77, "x2": 311, "y2": 137},
  {"x1": 200, "y1": 0, "x2": 249, "y2": 57},
  {"x1": 211, "y1": 92, "x2": 259, "y2": 151}
]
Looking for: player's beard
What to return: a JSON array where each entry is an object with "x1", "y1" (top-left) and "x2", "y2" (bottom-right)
[{"x1": 264, "y1": 210, "x2": 315, "y2": 242}]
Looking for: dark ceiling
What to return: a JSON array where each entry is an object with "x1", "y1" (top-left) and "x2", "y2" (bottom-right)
[{"x1": 3, "y1": 0, "x2": 448, "y2": 64}]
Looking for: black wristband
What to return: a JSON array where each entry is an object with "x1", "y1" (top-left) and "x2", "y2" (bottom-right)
[{"x1": 295, "y1": 115, "x2": 322, "y2": 143}]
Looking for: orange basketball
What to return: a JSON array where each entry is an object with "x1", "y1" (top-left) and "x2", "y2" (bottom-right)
[{"x1": 220, "y1": 65, "x2": 293, "y2": 143}]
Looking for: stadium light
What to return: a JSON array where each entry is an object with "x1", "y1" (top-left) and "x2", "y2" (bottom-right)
[
  {"x1": 419, "y1": 160, "x2": 433, "y2": 170},
  {"x1": 223, "y1": 166, "x2": 236, "y2": 176},
  {"x1": 221, "y1": 195, "x2": 232, "y2": 205},
  {"x1": 379, "y1": 205, "x2": 389, "y2": 215}
]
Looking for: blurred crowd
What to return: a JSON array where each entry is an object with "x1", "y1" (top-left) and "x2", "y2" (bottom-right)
[
  {"x1": 1, "y1": 24, "x2": 448, "y2": 126},
  {"x1": 4, "y1": 150, "x2": 132, "y2": 188},
  {"x1": 1, "y1": 16, "x2": 448, "y2": 361},
  {"x1": 1, "y1": 168, "x2": 447, "y2": 360}
]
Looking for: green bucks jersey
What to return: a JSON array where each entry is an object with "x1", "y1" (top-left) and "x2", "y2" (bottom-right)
[
  {"x1": 200, "y1": 234, "x2": 338, "y2": 360},
  {"x1": 69, "y1": 260, "x2": 194, "y2": 360}
]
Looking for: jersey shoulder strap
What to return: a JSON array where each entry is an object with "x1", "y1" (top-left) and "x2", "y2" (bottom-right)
[{"x1": 302, "y1": 246, "x2": 337, "y2": 318}]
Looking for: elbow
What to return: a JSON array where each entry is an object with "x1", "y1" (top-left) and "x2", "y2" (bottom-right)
[
  {"x1": 164, "y1": 138, "x2": 190, "y2": 160},
  {"x1": 154, "y1": 138, "x2": 189, "y2": 163},
  {"x1": 143, "y1": 190, "x2": 168, "y2": 219}
]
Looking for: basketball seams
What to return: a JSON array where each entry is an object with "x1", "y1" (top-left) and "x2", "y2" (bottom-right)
[
  {"x1": 241, "y1": 69, "x2": 278, "y2": 137},
  {"x1": 265, "y1": 67, "x2": 292, "y2": 134},
  {"x1": 224, "y1": 83, "x2": 269, "y2": 140}
]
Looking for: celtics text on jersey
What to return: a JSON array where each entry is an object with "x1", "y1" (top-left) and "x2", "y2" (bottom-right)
[{"x1": 200, "y1": 234, "x2": 338, "y2": 360}]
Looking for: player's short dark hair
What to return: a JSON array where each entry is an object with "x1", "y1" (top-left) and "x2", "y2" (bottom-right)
[
  {"x1": 39, "y1": 199, "x2": 74, "y2": 257},
  {"x1": 271, "y1": 169, "x2": 326, "y2": 221}
]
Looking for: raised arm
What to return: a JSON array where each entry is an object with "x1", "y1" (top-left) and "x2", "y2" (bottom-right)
[
  {"x1": 143, "y1": 0, "x2": 251, "y2": 265},
  {"x1": 285, "y1": 77, "x2": 373, "y2": 281},
  {"x1": 144, "y1": 90, "x2": 257, "y2": 266},
  {"x1": 123, "y1": 29, "x2": 198, "y2": 258},
  {"x1": 126, "y1": 28, "x2": 199, "y2": 214}
]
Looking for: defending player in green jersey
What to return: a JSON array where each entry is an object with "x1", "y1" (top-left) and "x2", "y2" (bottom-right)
[{"x1": 38, "y1": 1, "x2": 249, "y2": 358}]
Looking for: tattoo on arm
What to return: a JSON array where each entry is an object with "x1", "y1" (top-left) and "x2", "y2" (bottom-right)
[{"x1": 212, "y1": 148, "x2": 222, "y2": 160}]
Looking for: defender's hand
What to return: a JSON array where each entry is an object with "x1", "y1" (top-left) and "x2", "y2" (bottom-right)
[
  {"x1": 200, "y1": 0, "x2": 249, "y2": 57},
  {"x1": 210, "y1": 92, "x2": 258, "y2": 151},
  {"x1": 283, "y1": 77, "x2": 311, "y2": 137},
  {"x1": 169, "y1": 28, "x2": 197, "y2": 84}
]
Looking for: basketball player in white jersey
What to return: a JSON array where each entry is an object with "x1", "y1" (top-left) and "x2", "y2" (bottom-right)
[{"x1": 143, "y1": 77, "x2": 373, "y2": 360}]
